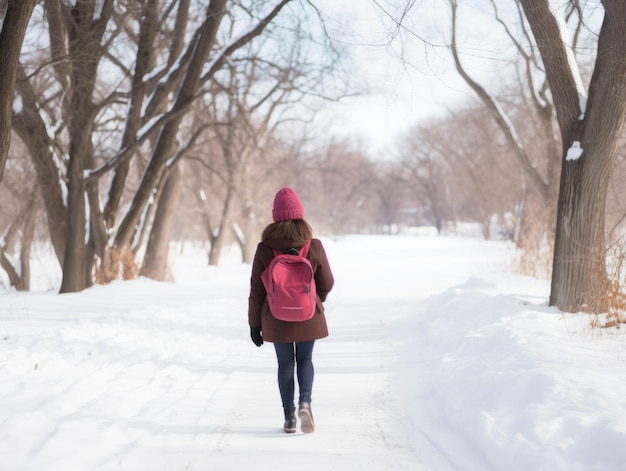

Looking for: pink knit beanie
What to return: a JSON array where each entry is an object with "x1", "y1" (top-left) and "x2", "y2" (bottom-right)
[{"x1": 272, "y1": 187, "x2": 304, "y2": 222}]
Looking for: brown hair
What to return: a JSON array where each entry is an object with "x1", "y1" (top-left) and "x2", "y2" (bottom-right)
[{"x1": 262, "y1": 219, "x2": 313, "y2": 246}]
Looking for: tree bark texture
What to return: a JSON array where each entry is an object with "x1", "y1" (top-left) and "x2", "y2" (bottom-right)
[
  {"x1": 0, "y1": 0, "x2": 38, "y2": 182},
  {"x1": 140, "y1": 163, "x2": 184, "y2": 281},
  {"x1": 61, "y1": 0, "x2": 114, "y2": 293}
]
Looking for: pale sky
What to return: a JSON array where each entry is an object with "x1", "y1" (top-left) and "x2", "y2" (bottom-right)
[
  {"x1": 316, "y1": 0, "x2": 603, "y2": 157},
  {"x1": 312, "y1": 0, "x2": 481, "y2": 156}
]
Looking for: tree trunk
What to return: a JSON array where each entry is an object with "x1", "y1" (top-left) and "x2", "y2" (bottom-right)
[
  {"x1": 208, "y1": 182, "x2": 238, "y2": 266},
  {"x1": 239, "y1": 202, "x2": 264, "y2": 264},
  {"x1": 86, "y1": 179, "x2": 110, "y2": 284},
  {"x1": 208, "y1": 226, "x2": 226, "y2": 266},
  {"x1": 543, "y1": 2, "x2": 626, "y2": 312},
  {"x1": 17, "y1": 202, "x2": 35, "y2": 291},
  {"x1": 0, "y1": 0, "x2": 38, "y2": 182},
  {"x1": 103, "y1": 0, "x2": 161, "y2": 230},
  {"x1": 60, "y1": 150, "x2": 88, "y2": 293},
  {"x1": 59, "y1": 0, "x2": 113, "y2": 293},
  {"x1": 141, "y1": 163, "x2": 184, "y2": 281},
  {"x1": 550, "y1": 151, "x2": 610, "y2": 312}
]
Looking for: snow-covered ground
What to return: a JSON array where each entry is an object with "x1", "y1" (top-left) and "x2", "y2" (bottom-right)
[{"x1": 1, "y1": 234, "x2": 625, "y2": 470}]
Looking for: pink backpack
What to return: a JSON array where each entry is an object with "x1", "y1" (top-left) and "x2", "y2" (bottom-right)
[{"x1": 261, "y1": 240, "x2": 317, "y2": 322}]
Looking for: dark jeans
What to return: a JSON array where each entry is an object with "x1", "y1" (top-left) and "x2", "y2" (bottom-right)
[{"x1": 273, "y1": 340, "x2": 315, "y2": 417}]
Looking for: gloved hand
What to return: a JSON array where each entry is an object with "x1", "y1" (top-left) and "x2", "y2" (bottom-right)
[{"x1": 250, "y1": 327, "x2": 263, "y2": 347}]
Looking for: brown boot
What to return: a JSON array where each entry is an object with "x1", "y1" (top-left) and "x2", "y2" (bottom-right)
[
  {"x1": 298, "y1": 403, "x2": 315, "y2": 433},
  {"x1": 284, "y1": 413, "x2": 296, "y2": 433}
]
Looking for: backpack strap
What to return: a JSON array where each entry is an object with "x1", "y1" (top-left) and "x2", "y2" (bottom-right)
[
  {"x1": 299, "y1": 240, "x2": 311, "y2": 258},
  {"x1": 272, "y1": 240, "x2": 311, "y2": 258}
]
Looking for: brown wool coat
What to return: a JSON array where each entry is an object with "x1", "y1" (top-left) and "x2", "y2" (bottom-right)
[{"x1": 248, "y1": 237, "x2": 334, "y2": 343}]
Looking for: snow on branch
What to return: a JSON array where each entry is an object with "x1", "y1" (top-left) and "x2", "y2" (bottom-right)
[{"x1": 557, "y1": 9, "x2": 587, "y2": 119}]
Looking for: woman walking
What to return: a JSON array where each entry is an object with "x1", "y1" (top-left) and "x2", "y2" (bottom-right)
[{"x1": 248, "y1": 187, "x2": 334, "y2": 433}]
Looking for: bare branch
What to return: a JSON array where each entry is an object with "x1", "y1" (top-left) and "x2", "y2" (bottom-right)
[{"x1": 448, "y1": 0, "x2": 549, "y2": 202}]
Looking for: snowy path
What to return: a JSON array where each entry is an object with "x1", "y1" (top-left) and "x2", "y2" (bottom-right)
[
  {"x1": 0, "y1": 235, "x2": 497, "y2": 471},
  {"x1": 3, "y1": 234, "x2": 624, "y2": 470}
]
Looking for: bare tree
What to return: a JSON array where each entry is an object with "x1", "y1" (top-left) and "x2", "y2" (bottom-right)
[
  {"x1": 398, "y1": 104, "x2": 525, "y2": 238},
  {"x1": 10, "y1": 0, "x2": 297, "y2": 292},
  {"x1": 111, "y1": 0, "x2": 294, "y2": 254},
  {"x1": 442, "y1": 1, "x2": 626, "y2": 311},
  {"x1": 399, "y1": 125, "x2": 453, "y2": 235},
  {"x1": 518, "y1": 0, "x2": 626, "y2": 312},
  {"x1": 447, "y1": 0, "x2": 560, "y2": 221},
  {"x1": 171, "y1": 10, "x2": 350, "y2": 268},
  {"x1": 301, "y1": 140, "x2": 382, "y2": 234}
]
